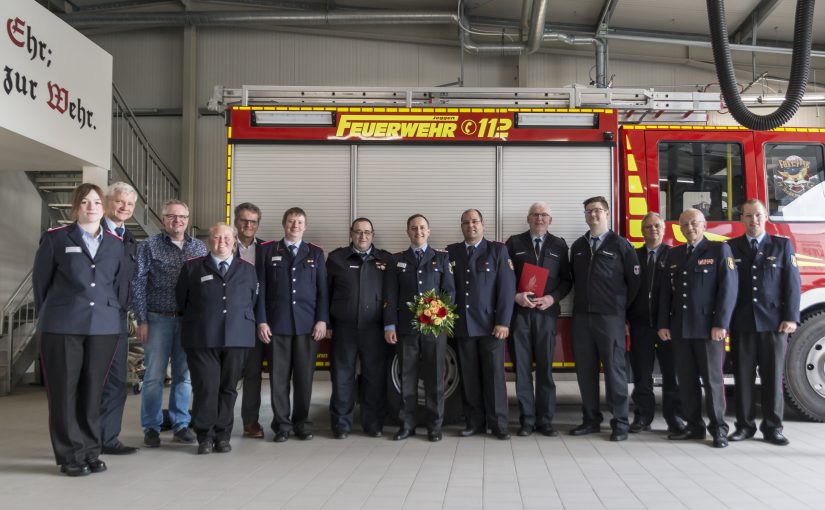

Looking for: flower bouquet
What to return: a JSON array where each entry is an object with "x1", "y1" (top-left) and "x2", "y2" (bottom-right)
[{"x1": 407, "y1": 289, "x2": 458, "y2": 337}]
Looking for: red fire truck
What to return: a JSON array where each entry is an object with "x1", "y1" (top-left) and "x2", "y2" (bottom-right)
[{"x1": 220, "y1": 86, "x2": 825, "y2": 423}]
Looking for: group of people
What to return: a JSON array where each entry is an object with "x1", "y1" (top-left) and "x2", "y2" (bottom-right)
[{"x1": 32, "y1": 182, "x2": 801, "y2": 477}]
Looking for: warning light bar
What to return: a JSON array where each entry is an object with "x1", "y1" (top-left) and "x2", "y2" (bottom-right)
[
  {"x1": 252, "y1": 111, "x2": 335, "y2": 126},
  {"x1": 515, "y1": 113, "x2": 597, "y2": 128}
]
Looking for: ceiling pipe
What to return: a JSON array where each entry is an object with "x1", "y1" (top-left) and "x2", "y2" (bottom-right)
[{"x1": 605, "y1": 32, "x2": 825, "y2": 59}]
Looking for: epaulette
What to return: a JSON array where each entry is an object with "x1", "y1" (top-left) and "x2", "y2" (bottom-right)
[
  {"x1": 490, "y1": 240, "x2": 506, "y2": 245},
  {"x1": 329, "y1": 246, "x2": 346, "y2": 255},
  {"x1": 239, "y1": 258, "x2": 255, "y2": 266},
  {"x1": 308, "y1": 242, "x2": 324, "y2": 251},
  {"x1": 433, "y1": 248, "x2": 447, "y2": 253},
  {"x1": 47, "y1": 225, "x2": 69, "y2": 232},
  {"x1": 771, "y1": 234, "x2": 790, "y2": 240},
  {"x1": 105, "y1": 230, "x2": 123, "y2": 241},
  {"x1": 187, "y1": 255, "x2": 206, "y2": 262},
  {"x1": 260, "y1": 240, "x2": 277, "y2": 246}
]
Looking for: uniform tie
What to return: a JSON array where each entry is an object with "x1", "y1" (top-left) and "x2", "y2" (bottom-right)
[
  {"x1": 467, "y1": 245, "x2": 475, "y2": 258},
  {"x1": 219, "y1": 260, "x2": 228, "y2": 275},
  {"x1": 686, "y1": 244, "x2": 694, "y2": 258},
  {"x1": 751, "y1": 238, "x2": 759, "y2": 254},
  {"x1": 288, "y1": 244, "x2": 297, "y2": 258},
  {"x1": 115, "y1": 226, "x2": 125, "y2": 237},
  {"x1": 360, "y1": 251, "x2": 369, "y2": 260},
  {"x1": 415, "y1": 249, "x2": 423, "y2": 265},
  {"x1": 645, "y1": 250, "x2": 656, "y2": 293},
  {"x1": 591, "y1": 236, "x2": 599, "y2": 254},
  {"x1": 534, "y1": 237, "x2": 541, "y2": 259}
]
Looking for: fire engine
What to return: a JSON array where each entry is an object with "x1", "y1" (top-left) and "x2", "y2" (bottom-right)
[{"x1": 215, "y1": 85, "x2": 825, "y2": 423}]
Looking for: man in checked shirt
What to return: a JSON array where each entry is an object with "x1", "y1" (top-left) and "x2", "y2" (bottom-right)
[{"x1": 132, "y1": 199, "x2": 208, "y2": 448}]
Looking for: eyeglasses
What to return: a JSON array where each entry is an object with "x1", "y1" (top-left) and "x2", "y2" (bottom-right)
[
  {"x1": 164, "y1": 214, "x2": 189, "y2": 221},
  {"x1": 584, "y1": 208, "x2": 607, "y2": 216},
  {"x1": 529, "y1": 213, "x2": 550, "y2": 219},
  {"x1": 351, "y1": 230, "x2": 373, "y2": 236},
  {"x1": 237, "y1": 219, "x2": 259, "y2": 226}
]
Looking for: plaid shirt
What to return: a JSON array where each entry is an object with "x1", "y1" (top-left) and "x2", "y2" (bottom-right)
[{"x1": 131, "y1": 232, "x2": 207, "y2": 324}]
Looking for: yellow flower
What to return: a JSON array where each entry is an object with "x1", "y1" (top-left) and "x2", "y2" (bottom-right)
[
  {"x1": 423, "y1": 309, "x2": 432, "y2": 317},
  {"x1": 433, "y1": 317, "x2": 443, "y2": 326}
]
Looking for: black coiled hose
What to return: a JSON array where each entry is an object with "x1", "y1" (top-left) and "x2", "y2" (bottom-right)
[{"x1": 706, "y1": 0, "x2": 814, "y2": 130}]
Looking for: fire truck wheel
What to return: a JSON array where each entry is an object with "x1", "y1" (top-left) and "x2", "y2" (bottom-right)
[
  {"x1": 386, "y1": 340, "x2": 464, "y2": 427},
  {"x1": 783, "y1": 312, "x2": 825, "y2": 422}
]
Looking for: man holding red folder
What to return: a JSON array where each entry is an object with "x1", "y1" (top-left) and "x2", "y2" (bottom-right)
[{"x1": 505, "y1": 202, "x2": 572, "y2": 437}]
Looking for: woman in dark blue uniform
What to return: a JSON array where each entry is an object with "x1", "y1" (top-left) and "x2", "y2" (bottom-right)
[{"x1": 32, "y1": 183, "x2": 126, "y2": 477}]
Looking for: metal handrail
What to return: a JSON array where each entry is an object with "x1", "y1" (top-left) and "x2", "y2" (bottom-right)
[
  {"x1": 1, "y1": 270, "x2": 32, "y2": 328},
  {"x1": 111, "y1": 83, "x2": 180, "y2": 227}
]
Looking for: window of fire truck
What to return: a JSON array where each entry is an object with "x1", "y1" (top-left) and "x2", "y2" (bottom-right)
[
  {"x1": 764, "y1": 143, "x2": 825, "y2": 221},
  {"x1": 658, "y1": 141, "x2": 745, "y2": 222}
]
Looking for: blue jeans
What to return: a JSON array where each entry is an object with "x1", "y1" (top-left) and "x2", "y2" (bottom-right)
[{"x1": 140, "y1": 313, "x2": 191, "y2": 432}]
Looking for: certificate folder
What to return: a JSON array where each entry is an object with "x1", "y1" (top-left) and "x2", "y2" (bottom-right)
[{"x1": 517, "y1": 263, "x2": 549, "y2": 296}]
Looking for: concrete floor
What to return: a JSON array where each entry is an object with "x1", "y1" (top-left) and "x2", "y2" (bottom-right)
[{"x1": 1, "y1": 380, "x2": 824, "y2": 510}]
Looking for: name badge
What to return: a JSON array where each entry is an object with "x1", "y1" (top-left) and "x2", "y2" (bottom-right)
[
  {"x1": 397, "y1": 262, "x2": 407, "y2": 269},
  {"x1": 767, "y1": 256, "x2": 777, "y2": 261},
  {"x1": 546, "y1": 251, "x2": 560, "y2": 259},
  {"x1": 201, "y1": 274, "x2": 214, "y2": 282},
  {"x1": 272, "y1": 256, "x2": 282, "y2": 262},
  {"x1": 515, "y1": 251, "x2": 526, "y2": 256},
  {"x1": 349, "y1": 265, "x2": 359, "y2": 269},
  {"x1": 601, "y1": 250, "x2": 614, "y2": 256},
  {"x1": 65, "y1": 246, "x2": 82, "y2": 253},
  {"x1": 698, "y1": 258, "x2": 715, "y2": 266}
]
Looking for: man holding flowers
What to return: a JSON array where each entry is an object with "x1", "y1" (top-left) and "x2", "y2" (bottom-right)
[{"x1": 384, "y1": 214, "x2": 456, "y2": 442}]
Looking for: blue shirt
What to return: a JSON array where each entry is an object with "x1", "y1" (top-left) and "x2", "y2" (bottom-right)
[
  {"x1": 746, "y1": 232, "x2": 767, "y2": 247},
  {"x1": 211, "y1": 254, "x2": 234, "y2": 269},
  {"x1": 131, "y1": 232, "x2": 208, "y2": 323},
  {"x1": 81, "y1": 227, "x2": 104, "y2": 259}
]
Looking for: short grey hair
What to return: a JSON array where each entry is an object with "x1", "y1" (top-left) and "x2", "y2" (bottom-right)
[
  {"x1": 528, "y1": 201, "x2": 552, "y2": 215},
  {"x1": 642, "y1": 212, "x2": 664, "y2": 224},
  {"x1": 106, "y1": 181, "x2": 137, "y2": 199},
  {"x1": 162, "y1": 199, "x2": 189, "y2": 215}
]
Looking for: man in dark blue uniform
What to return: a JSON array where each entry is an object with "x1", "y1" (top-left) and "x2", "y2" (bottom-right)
[
  {"x1": 384, "y1": 214, "x2": 456, "y2": 442},
  {"x1": 506, "y1": 202, "x2": 572, "y2": 437},
  {"x1": 658, "y1": 208, "x2": 737, "y2": 448},
  {"x1": 728, "y1": 199, "x2": 800, "y2": 446},
  {"x1": 626, "y1": 212, "x2": 685, "y2": 435},
  {"x1": 233, "y1": 202, "x2": 269, "y2": 439},
  {"x1": 448, "y1": 209, "x2": 516, "y2": 440},
  {"x1": 99, "y1": 182, "x2": 140, "y2": 455},
  {"x1": 570, "y1": 196, "x2": 640, "y2": 442},
  {"x1": 257, "y1": 207, "x2": 329, "y2": 443},
  {"x1": 327, "y1": 218, "x2": 393, "y2": 439},
  {"x1": 177, "y1": 223, "x2": 259, "y2": 454}
]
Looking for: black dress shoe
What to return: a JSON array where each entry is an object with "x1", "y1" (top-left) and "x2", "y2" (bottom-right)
[
  {"x1": 273, "y1": 431, "x2": 289, "y2": 443},
  {"x1": 629, "y1": 420, "x2": 651, "y2": 433},
  {"x1": 668, "y1": 430, "x2": 706, "y2": 440},
  {"x1": 728, "y1": 428, "x2": 756, "y2": 442},
  {"x1": 86, "y1": 458, "x2": 107, "y2": 473},
  {"x1": 569, "y1": 424, "x2": 601, "y2": 436},
  {"x1": 366, "y1": 430, "x2": 383, "y2": 438},
  {"x1": 295, "y1": 431, "x2": 314, "y2": 441},
  {"x1": 666, "y1": 425, "x2": 686, "y2": 435},
  {"x1": 538, "y1": 425, "x2": 559, "y2": 437},
  {"x1": 60, "y1": 463, "x2": 91, "y2": 477},
  {"x1": 492, "y1": 430, "x2": 511, "y2": 440},
  {"x1": 764, "y1": 430, "x2": 790, "y2": 446},
  {"x1": 393, "y1": 428, "x2": 415, "y2": 441},
  {"x1": 517, "y1": 425, "x2": 534, "y2": 437},
  {"x1": 333, "y1": 431, "x2": 349, "y2": 440},
  {"x1": 197, "y1": 441, "x2": 213, "y2": 454},
  {"x1": 214, "y1": 440, "x2": 232, "y2": 453},
  {"x1": 459, "y1": 427, "x2": 484, "y2": 437},
  {"x1": 102, "y1": 443, "x2": 138, "y2": 455},
  {"x1": 428, "y1": 430, "x2": 442, "y2": 442},
  {"x1": 713, "y1": 435, "x2": 729, "y2": 448},
  {"x1": 609, "y1": 431, "x2": 628, "y2": 442}
]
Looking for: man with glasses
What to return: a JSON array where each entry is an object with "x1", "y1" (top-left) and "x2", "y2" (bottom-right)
[
  {"x1": 505, "y1": 202, "x2": 572, "y2": 437},
  {"x1": 626, "y1": 212, "x2": 685, "y2": 435},
  {"x1": 728, "y1": 199, "x2": 800, "y2": 446},
  {"x1": 570, "y1": 196, "x2": 640, "y2": 442},
  {"x1": 326, "y1": 218, "x2": 393, "y2": 438},
  {"x1": 257, "y1": 207, "x2": 329, "y2": 443},
  {"x1": 233, "y1": 203, "x2": 268, "y2": 439},
  {"x1": 448, "y1": 209, "x2": 515, "y2": 439},
  {"x1": 658, "y1": 208, "x2": 737, "y2": 448},
  {"x1": 384, "y1": 214, "x2": 455, "y2": 442},
  {"x1": 132, "y1": 199, "x2": 207, "y2": 448}
]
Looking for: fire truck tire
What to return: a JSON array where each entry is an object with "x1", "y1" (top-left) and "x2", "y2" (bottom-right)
[
  {"x1": 783, "y1": 312, "x2": 825, "y2": 422},
  {"x1": 386, "y1": 340, "x2": 464, "y2": 427}
]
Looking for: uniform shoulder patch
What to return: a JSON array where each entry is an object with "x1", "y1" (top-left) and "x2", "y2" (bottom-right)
[
  {"x1": 508, "y1": 258, "x2": 514, "y2": 270},
  {"x1": 727, "y1": 256, "x2": 735, "y2": 270},
  {"x1": 791, "y1": 255, "x2": 798, "y2": 267},
  {"x1": 47, "y1": 225, "x2": 69, "y2": 232}
]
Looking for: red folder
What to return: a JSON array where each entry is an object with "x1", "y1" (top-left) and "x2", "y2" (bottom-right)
[{"x1": 518, "y1": 262, "x2": 549, "y2": 296}]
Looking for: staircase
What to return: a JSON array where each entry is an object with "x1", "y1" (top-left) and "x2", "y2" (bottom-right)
[{"x1": 0, "y1": 83, "x2": 178, "y2": 395}]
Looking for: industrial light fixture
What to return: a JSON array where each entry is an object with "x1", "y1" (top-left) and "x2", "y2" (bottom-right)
[
  {"x1": 252, "y1": 111, "x2": 335, "y2": 126},
  {"x1": 515, "y1": 112, "x2": 598, "y2": 128}
]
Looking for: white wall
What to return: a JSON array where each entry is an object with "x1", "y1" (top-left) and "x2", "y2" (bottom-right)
[{"x1": 0, "y1": 172, "x2": 41, "y2": 306}]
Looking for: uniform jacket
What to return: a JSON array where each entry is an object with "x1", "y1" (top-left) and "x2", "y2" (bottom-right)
[
  {"x1": 256, "y1": 239, "x2": 329, "y2": 336},
  {"x1": 326, "y1": 245, "x2": 392, "y2": 329},
  {"x1": 657, "y1": 238, "x2": 738, "y2": 338},
  {"x1": 383, "y1": 247, "x2": 456, "y2": 336},
  {"x1": 447, "y1": 239, "x2": 516, "y2": 338},
  {"x1": 505, "y1": 231, "x2": 572, "y2": 318},
  {"x1": 729, "y1": 234, "x2": 801, "y2": 332},
  {"x1": 627, "y1": 244, "x2": 672, "y2": 327},
  {"x1": 32, "y1": 223, "x2": 126, "y2": 336},
  {"x1": 101, "y1": 219, "x2": 138, "y2": 311},
  {"x1": 176, "y1": 256, "x2": 259, "y2": 349},
  {"x1": 570, "y1": 230, "x2": 641, "y2": 316}
]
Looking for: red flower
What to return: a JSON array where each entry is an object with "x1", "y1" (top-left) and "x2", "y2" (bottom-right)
[
  {"x1": 437, "y1": 308, "x2": 447, "y2": 318},
  {"x1": 424, "y1": 297, "x2": 433, "y2": 304},
  {"x1": 419, "y1": 314, "x2": 431, "y2": 324}
]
